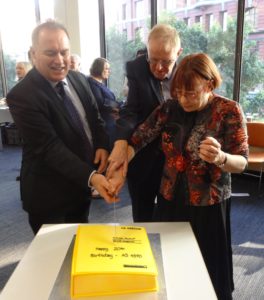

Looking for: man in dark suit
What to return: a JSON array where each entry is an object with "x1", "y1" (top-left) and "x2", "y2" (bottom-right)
[
  {"x1": 107, "y1": 24, "x2": 183, "y2": 222},
  {"x1": 7, "y1": 21, "x2": 117, "y2": 234}
]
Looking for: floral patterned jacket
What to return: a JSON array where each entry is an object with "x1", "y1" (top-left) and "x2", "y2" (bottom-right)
[{"x1": 130, "y1": 95, "x2": 248, "y2": 206}]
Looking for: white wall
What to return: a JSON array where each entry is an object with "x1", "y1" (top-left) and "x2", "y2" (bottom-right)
[{"x1": 53, "y1": 0, "x2": 100, "y2": 75}]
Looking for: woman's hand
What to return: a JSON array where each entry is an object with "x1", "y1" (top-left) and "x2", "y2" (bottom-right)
[
  {"x1": 199, "y1": 136, "x2": 225, "y2": 165},
  {"x1": 199, "y1": 136, "x2": 247, "y2": 172},
  {"x1": 108, "y1": 166, "x2": 126, "y2": 196},
  {"x1": 107, "y1": 140, "x2": 129, "y2": 178}
]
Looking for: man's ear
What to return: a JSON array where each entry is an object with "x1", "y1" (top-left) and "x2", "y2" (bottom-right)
[
  {"x1": 30, "y1": 47, "x2": 36, "y2": 60},
  {"x1": 177, "y1": 47, "x2": 183, "y2": 57},
  {"x1": 208, "y1": 79, "x2": 214, "y2": 91}
]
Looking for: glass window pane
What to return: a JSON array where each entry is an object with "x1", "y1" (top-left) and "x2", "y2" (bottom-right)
[
  {"x1": 78, "y1": 0, "x2": 100, "y2": 73},
  {"x1": 104, "y1": 0, "x2": 149, "y2": 101},
  {"x1": 240, "y1": 3, "x2": 264, "y2": 122},
  {"x1": 0, "y1": 0, "x2": 36, "y2": 92},
  {"x1": 0, "y1": 75, "x2": 3, "y2": 99},
  {"x1": 157, "y1": 0, "x2": 240, "y2": 101}
]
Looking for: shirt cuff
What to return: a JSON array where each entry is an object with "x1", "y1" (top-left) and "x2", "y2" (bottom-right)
[{"x1": 88, "y1": 170, "x2": 97, "y2": 188}]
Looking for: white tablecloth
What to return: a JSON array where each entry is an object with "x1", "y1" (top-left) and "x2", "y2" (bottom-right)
[{"x1": 0, "y1": 107, "x2": 14, "y2": 149}]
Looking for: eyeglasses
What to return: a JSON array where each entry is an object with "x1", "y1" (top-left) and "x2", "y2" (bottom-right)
[
  {"x1": 147, "y1": 57, "x2": 175, "y2": 68},
  {"x1": 174, "y1": 88, "x2": 204, "y2": 100}
]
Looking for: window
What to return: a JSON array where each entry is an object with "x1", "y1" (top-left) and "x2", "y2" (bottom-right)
[
  {"x1": 245, "y1": 6, "x2": 257, "y2": 29},
  {"x1": 184, "y1": 17, "x2": 190, "y2": 26},
  {"x1": 241, "y1": 5, "x2": 264, "y2": 122},
  {"x1": 205, "y1": 13, "x2": 214, "y2": 31},
  {"x1": 123, "y1": 29, "x2": 128, "y2": 38},
  {"x1": 195, "y1": 15, "x2": 203, "y2": 25},
  {"x1": 135, "y1": 0, "x2": 144, "y2": 19},
  {"x1": 104, "y1": 0, "x2": 148, "y2": 100},
  {"x1": 0, "y1": 0, "x2": 263, "y2": 122},
  {"x1": 157, "y1": 0, "x2": 237, "y2": 115},
  {"x1": 220, "y1": 11, "x2": 228, "y2": 31},
  {"x1": 0, "y1": 0, "x2": 36, "y2": 92},
  {"x1": 122, "y1": 4, "x2": 126, "y2": 20},
  {"x1": 0, "y1": 76, "x2": 3, "y2": 99},
  {"x1": 135, "y1": 27, "x2": 144, "y2": 40}
]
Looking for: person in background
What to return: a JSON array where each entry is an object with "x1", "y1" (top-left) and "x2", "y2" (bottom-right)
[
  {"x1": 14, "y1": 61, "x2": 32, "y2": 181},
  {"x1": 70, "y1": 54, "x2": 81, "y2": 72},
  {"x1": 110, "y1": 53, "x2": 249, "y2": 300},
  {"x1": 6, "y1": 20, "x2": 117, "y2": 234},
  {"x1": 87, "y1": 57, "x2": 120, "y2": 199},
  {"x1": 87, "y1": 57, "x2": 120, "y2": 149},
  {"x1": 107, "y1": 24, "x2": 183, "y2": 222},
  {"x1": 135, "y1": 48, "x2": 147, "y2": 57},
  {"x1": 15, "y1": 61, "x2": 32, "y2": 81}
]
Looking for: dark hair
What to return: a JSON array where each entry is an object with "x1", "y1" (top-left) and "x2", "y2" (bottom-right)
[
  {"x1": 136, "y1": 48, "x2": 147, "y2": 57},
  {"x1": 32, "y1": 19, "x2": 69, "y2": 46},
  {"x1": 90, "y1": 57, "x2": 108, "y2": 77}
]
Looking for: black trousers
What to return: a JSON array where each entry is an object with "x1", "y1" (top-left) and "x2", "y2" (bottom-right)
[
  {"x1": 127, "y1": 140, "x2": 164, "y2": 222},
  {"x1": 157, "y1": 194, "x2": 234, "y2": 300},
  {"x1": 28, "y1": 197, "x2": 91, "y2": 235}
]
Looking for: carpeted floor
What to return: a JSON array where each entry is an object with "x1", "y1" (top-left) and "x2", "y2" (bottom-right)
[{"x1": 0, "y1": 146, "x2": 264, "y2": 299}]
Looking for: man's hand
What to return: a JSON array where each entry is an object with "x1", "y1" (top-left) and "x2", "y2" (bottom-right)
[
  {"x1": 107, "y1": 140, "x2": 128, "y2": 178},
  {"x1": 90, "y1": 173, "x2": 119, "y2": 203},
  {"x1": 94, "y1": 148, "x2": 109, "y2": 173}
]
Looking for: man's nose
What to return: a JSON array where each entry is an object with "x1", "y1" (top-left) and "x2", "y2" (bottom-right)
[
  {"x1": 155, "y1": 62, "x2": 164, "y2": 71},
  {"x1": 54, "y1": 53, "x2": 64, "y2": 63}
]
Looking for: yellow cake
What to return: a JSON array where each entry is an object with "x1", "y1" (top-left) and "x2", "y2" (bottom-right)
[{"x1": 71, "y1": 224, "x2": 158, "y2": 298}]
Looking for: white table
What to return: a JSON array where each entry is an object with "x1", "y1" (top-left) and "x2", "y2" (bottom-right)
[
  {"x1": 0, "y1": 107, "x2": 13, "y2": 123},
  {"x1": 0, "y1": 223, "x2": 217, "y2": 300},
  {"x1": 0, "y1": 107, "x2": 13, "y2": 150}
]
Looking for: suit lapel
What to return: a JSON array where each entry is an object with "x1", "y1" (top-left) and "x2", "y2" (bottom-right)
[
  {"x1": 67, "y1": 72, "x2": 87, "y2": 110},
  {"x1": 67, "y1": 71, "x2": 94, "y2": 135},
  {"x1": 30, "y1": 68, "x2": 80, "y2": 134},
  {"x1": 140, "y1": 58, "x2": 164, "y2": 104}
]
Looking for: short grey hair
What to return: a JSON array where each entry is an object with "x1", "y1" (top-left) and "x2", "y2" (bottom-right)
[
  {"x1": 148, "y1": 23, "x2": 181, "y2": 51},
  {"x1": 32, "y1": 19, "x2": 69, "y2": 46}
]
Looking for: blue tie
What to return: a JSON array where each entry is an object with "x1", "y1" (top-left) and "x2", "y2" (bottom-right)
[{"x1": 56, "y1": 81, "x2": 93, "y2": 162}]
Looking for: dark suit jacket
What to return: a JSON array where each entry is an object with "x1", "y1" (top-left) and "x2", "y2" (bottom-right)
[
  {"x1": 116, "y1": 54, "x2": 163, "y2": 140},
  {"x1": 7, "y1": 68, "x2": 109, "y2": 214},
  {"x1": 116, "y1": 55, "x2": 164, "y2": 180}
]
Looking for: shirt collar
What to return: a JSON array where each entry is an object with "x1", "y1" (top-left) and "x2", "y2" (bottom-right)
[
  {"x1": 164, "y1": 62, "x2": 177, "y2": 81},
  {"x1": 50, "y1": 77, "x2": 68, "y2": 89}
]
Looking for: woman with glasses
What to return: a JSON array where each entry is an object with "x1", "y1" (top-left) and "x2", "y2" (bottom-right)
[{"x1": 110, "y1": 53, "x2": 248, "y2": 300}]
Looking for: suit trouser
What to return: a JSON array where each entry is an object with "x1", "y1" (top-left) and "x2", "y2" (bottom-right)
[
  {"x1": 127, "y1": 140, "x2": 164, "y2": 222},
  {"x1": 28, "y1": 197, "x2": 91, "y2": 235}
]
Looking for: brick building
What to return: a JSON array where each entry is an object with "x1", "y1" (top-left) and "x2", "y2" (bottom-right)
[{"x1": 118, "y1": 0, "x2": 264, "y2": 58}]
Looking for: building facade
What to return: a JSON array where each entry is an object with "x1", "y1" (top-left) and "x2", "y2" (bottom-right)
[{"x1": 118, "y1": 0, "x2": 264, "y2": 58}]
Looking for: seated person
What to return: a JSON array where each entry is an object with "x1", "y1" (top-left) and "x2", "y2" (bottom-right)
[{"x1": 87, "y1": 58, "x2": 120, "y2": 148}]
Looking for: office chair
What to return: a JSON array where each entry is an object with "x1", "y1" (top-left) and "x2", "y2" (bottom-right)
[{"x1": 244, "y1": 122, "x2": 264, "y2": 190}]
